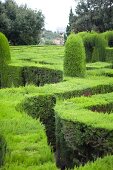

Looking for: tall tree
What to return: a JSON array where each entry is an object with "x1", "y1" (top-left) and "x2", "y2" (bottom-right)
[
  {"x1": 66, "y1": 0, "x2": 113, "y2": 34},
  {"x1": 0, "y1": 0, "x2": 44, "y2": 45}
]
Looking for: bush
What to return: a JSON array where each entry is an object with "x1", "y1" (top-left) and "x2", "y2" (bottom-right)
[
  {"x1": 82, "y1": 32, "x2": 96, "y2": 62},
  {"x1": 102, "y1": 31, "x2": 113, "y2": 47},
  {"x1": 83, "y1": 32, "x2": 107, "y2": 62},
  {"x1": 0, "y1": 32, "x2": 11, "y2": 88},
  {"x1": 0, "y1": 135, "x2": 6, "y2": 167},
  {"x1": 64, "y1": 33, "x2": 86, "y2": 77},
  {"x1": 22, "y1": 95, "x2": 56, "y2": 150},
  {"x1": 0, "y1": 32, "x2": 11, "y2": 66},
  {"x1": 105, "y1": 47, "x2": 113, "y2": 63}
]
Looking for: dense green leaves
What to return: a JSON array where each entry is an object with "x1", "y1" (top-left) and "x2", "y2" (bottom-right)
[
  {"x1": 0, "y1": 32, "x2": 11, "y2": 65},
  {"x1": 0, "y1": 0, "x2": 44, "y2": 45},
  {"x1": 66, "y1": 0, "x2": 113, "y2": 35},
  {"x1": 64, "y1": 33, "x2": 86, "y2": 77}
]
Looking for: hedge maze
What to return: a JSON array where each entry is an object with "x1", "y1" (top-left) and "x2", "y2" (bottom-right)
[{"x1": 1, "y1": 31, "x2": 113, "y2": 170}]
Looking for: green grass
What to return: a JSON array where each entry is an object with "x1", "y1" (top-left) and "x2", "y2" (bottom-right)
[
  {"x1": 10, "y1": 45, "x2": 64, "y2": 71},
  {"x1": 0, "y1": 87, "x2": 57, "y2": 169}
]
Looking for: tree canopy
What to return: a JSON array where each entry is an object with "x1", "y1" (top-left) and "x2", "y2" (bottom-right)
[
  {"x1": 66, "y1": 0, "x2": 113, "y2": 36},
  {"x1": 0, "y1": 0, "x2": 44, "y2": 45}
]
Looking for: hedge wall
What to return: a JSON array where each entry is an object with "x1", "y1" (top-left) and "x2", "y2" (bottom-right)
[
  {"x1": 2, "y1": 65, "x2": 63, "y2": 88},
  {"x1": 0, "y1": 135, "x2": 6, "y2": 167},
  {"x1": 105, "y1": 47, "x2": 113, "y2": 63},
  {"x1": 21, "y1": 95, "x2": 56, "y2": 150},
  {"x1": 75, "y1": 155, "x2": 113, "y2": 170},
  {"x1": 55, "y1": 92, "x2": 113, "y2": 169}
]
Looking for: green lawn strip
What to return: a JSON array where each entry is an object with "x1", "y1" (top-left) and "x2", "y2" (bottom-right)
[
  {"x1": 86, "y1": 62, "x2": 112, "y2": 70},
  {"x1": 36, "y1": 75, "x2": 113, "y2": 99},
  {"x1": 10, "y1": 45, "x2": 64, "y2": 71},
  {"x1": 0, "y1": 87, "x2": 57, "y2": 169},
  {"x1": 74, "y1": 155, "x2": 113, "y2": 170}
]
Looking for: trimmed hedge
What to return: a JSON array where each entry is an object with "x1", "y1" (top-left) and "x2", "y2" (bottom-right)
[
  {"x1": 0, "y1": 135, "x2": 6, "y2": 167},
  {"x1": 102, "y1": 31, "x2": 113, "y2": 47},
  {"x1": 82, "y1": 32, "x2": 96, "y2": 62},
  {"x1": 0, "y1": 32, "x2": 11, "y2": 65},
  {"x1": 82, "y1": 33, "x2": 107, "y2": 62},
  {"x1": 74, "y1": 155, "x2": 113, "y2": 170},
  {"x1": 2, "y1": 65, "x2": 63, "y2": 88},
  {"x1": 64, "y1": 33, "x2": 86, "y2": 77},
  {"x1": 21, "y1": 95, "x2": 56, "y2": 150},
  {"x1": 0, "y1": 32, "x2": 11, "y2": 88},
  {"x1": 55, "y1": 92, "x2": 113, "y2": 169},
  {"x1": 105, "y1": 47, "x2": 113, "y2": 63}
]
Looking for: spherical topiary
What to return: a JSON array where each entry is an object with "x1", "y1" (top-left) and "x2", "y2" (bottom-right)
[
  {"x1": 64, "y1": 33, "x2": 86, "y2": 77},
  {"x1": 0, "y1": 32, "x2": 11, "y2": 66}
]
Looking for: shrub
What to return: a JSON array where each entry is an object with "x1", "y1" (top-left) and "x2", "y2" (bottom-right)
[
  {"x1": 0, "y1": 135, "x2": 6, "y2": 167},
  {"x1": 0, "y1": 32, "x2": 11, "y2": 66},
  {"x1": 102, "y1": 31, "x2": 113, "y2": 47},
  {"x1": 93, "y1": 34, "x2": 107, "y2": 62},
  {"x1": 64, "y1": 33, "x2": 86, "y2": 77},
  {"x1": 105, "y1": 47, "x2": 113, "y2": 63},
  {"x1": 83, "y1": 33, "x2": 107, "y2": 62},
  {"x1": 82, "y1": 32, "x2": 96, "y2": 62}
]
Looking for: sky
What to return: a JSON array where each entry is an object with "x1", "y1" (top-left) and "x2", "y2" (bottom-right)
[{"x1": 4, "y1": 0, "x2": 76, "y2": 32}]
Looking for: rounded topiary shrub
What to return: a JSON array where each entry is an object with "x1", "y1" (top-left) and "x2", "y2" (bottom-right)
[
  {"x1": 0, "y1": 32, "x2": 11, "y2": 66},
  {"x1": 64, "y1": 33, "x2": 86, "y2": 77}
]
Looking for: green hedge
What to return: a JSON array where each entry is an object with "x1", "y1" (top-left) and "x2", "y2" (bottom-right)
[
  {"x1": 82, "y1": 33, "x2": 107, "y2": 62},
  {"x1": 102, "y1": 31, "x2": 113, "y2": 47},
  {"x1": 64, "y1": 33, "x2": 86, "y2": 77},
  {"x1": 21, "y1": 95, "x2": 56, "y2": 150},
  {"x1": 55, "y1": 92, "x2": 113, "y2": 169},
  {"x1": 0, "y1": 32, "x2": 11, "y2": 65},
  {"x1": 2, "y1": 65, "x2": 63, "y2": 88},
  {"x1": 105, "y1": 47, "x2": 113, "y2": 63},
  {"x1": 0, "y1": 135, "x2": 6, "y2": 167},
  {"x1": 0, "y1": 32, "x2": 11, "y2": 88},
  {"x1": 74, "y1": 155, "x2": 113, "y2": 170}
]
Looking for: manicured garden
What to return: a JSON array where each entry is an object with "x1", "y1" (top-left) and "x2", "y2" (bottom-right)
[{"x1": 1, "y1": 31, "x2": 113, "y2": 170}]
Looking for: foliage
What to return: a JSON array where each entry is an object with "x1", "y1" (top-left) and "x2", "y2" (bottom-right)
[
  {"x1": 0, "y1": 0, "x2": 44, "y2": 45},
  {"x1": 66, "y1": 0, "x2": 113, "y2": 35},
  {"x1": 74, "y1": 155, "x2": 113, "y2": 170},
  {"x1": 55, "y1": 92, "x2": 113, "y2": 168},
  {"x1": 0, "y1": 32, "x2": 11, "y2": 65},
  {"x1": 22, "y1": 95, "x2": 56, "y2": 150},
  {"x1": 80, "y1": 32, "x2": 107, "y2": 62},
  {"x1": 105, "y1": 47, "x2": 113, "y2": 63},
  {"x1": 0, "y1": 87, "x2": 57, "y2": 169},
  {"x1": 102, "y1": 31, "x2": 113, "y2": 47},
  {"x1": 64, "y1": 33, "x2": 86, "y2": 77}
]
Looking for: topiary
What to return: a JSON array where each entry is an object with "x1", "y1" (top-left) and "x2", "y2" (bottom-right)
[
  {"x1": 0, "y1": 32, "x2": 11, "y2": 66},
  {"x1": 64, "y1": 33, "x2": 86, "y2": 77},
  {"x1": 0, "y1": 32, "x2": 11, "y2": 87},
  {"x1": 83, "y1": 32, "x2": 97, "y2": 63},
  {"x1": 102, "y1": 31, "x2": 113, "y2": 47},
  {"x1": 93, "y1": 34, "x2": 107, "y2": 62}
]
